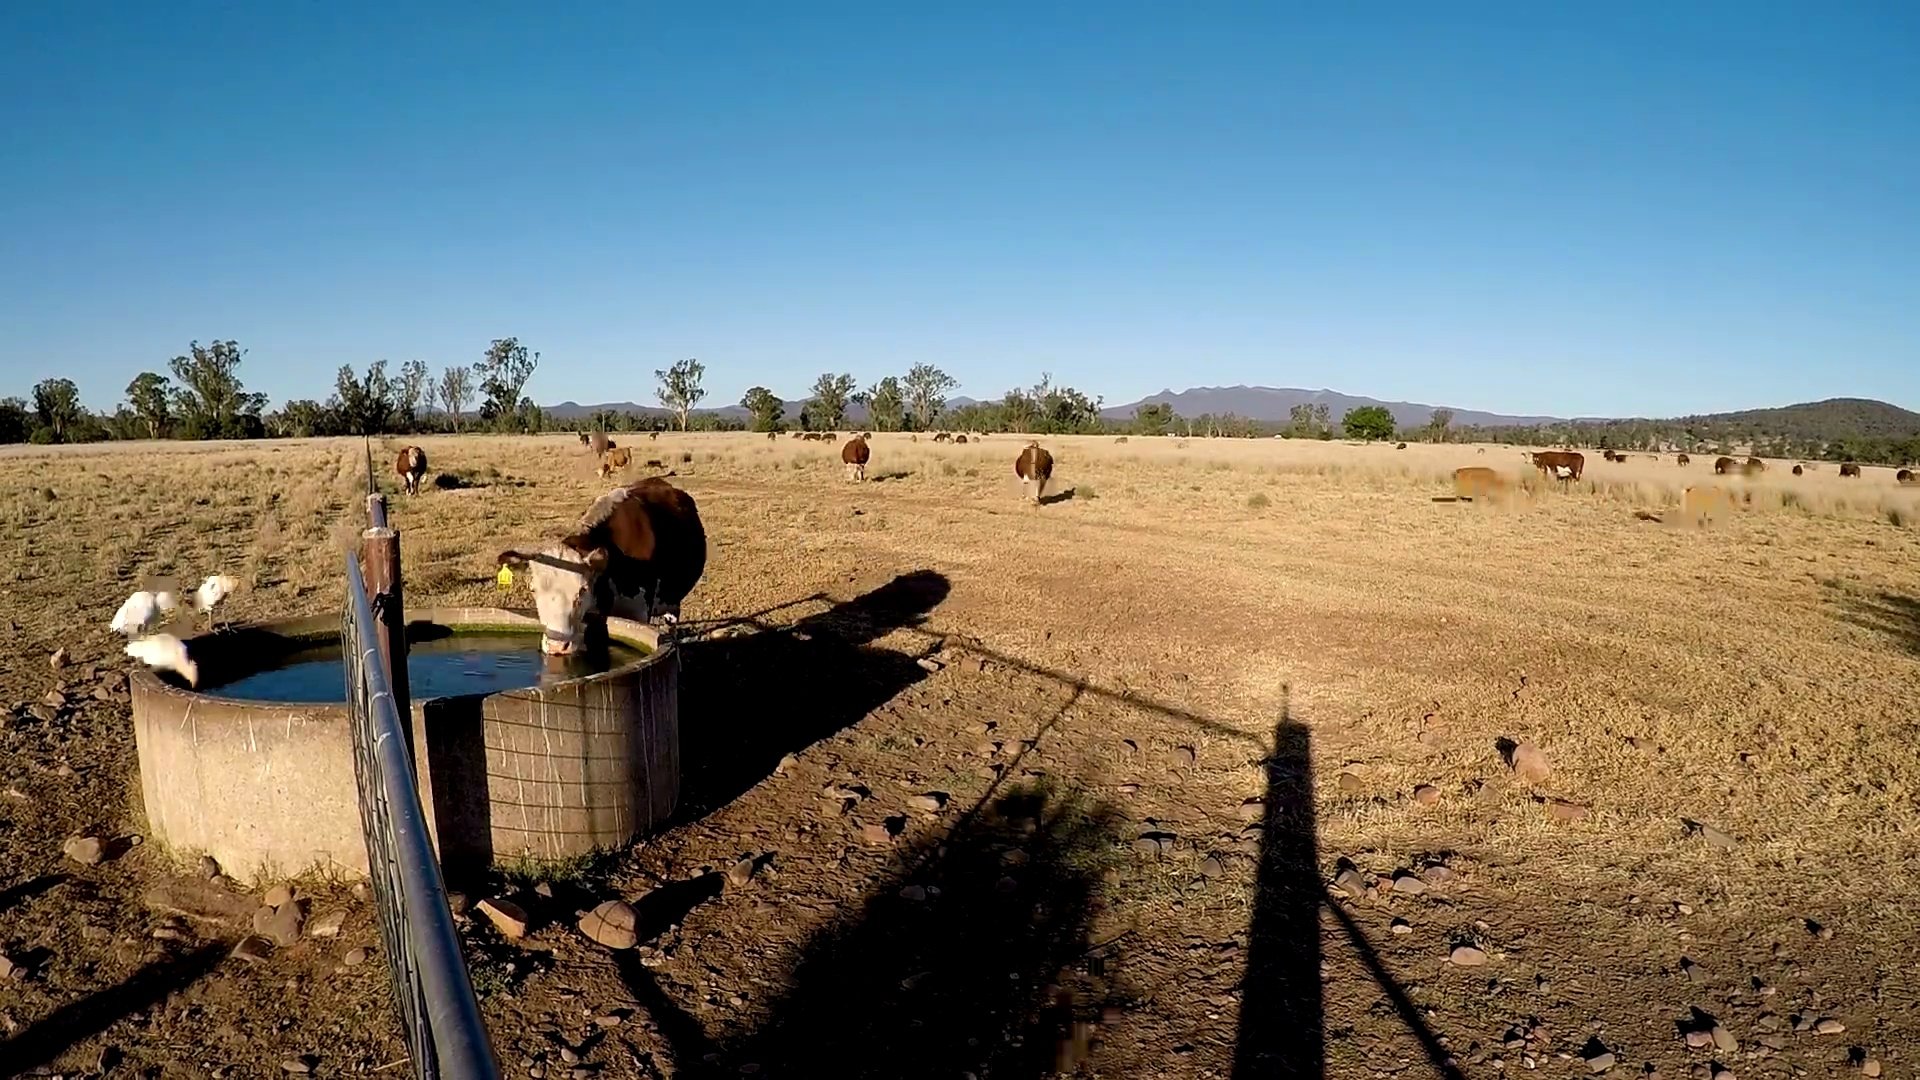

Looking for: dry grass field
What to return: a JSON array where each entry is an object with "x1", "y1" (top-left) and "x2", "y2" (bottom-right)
[{"x1": 3, "y1": 432, "x2": 1920, "y2": 1078}]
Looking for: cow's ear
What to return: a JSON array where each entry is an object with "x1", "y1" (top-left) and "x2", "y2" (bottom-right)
[
  {"x1": 560, "y1": 532, "x2": 593, "y2": 555},
  {"x1": 497, "y1": 550, "x2": 530, "y2": 569},
  {"x1": 584, "y1": 547, "x2": 611, "y2": 572}
]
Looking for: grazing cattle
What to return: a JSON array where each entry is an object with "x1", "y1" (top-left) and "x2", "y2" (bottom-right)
[
  {"x1": 1114, "y1": 436, "x2": 1129, "y2": 444},
  {"x1": 598, "y1": 447, "x2": 633, "y2": 478},
  {"x1": 1792, "y1": 464, "x2": 1803, "y2": 476},
  {"x1": 955, "y1": 434, "x2": 968, "y2": 444},
  {"x1": 497, "y1": 478, "x2": 707, "y2": 655},
  {"x1": 1395, "y1": 442, "x2": 1407, "y2": 450},
  {"x1": 1452, "y1": 466, "x2": 1507, "y2": 501},
  {"x1": 1015, "y1": 442, "x2": 1054, "y2": 503},
  {"x1": 1602, "y1": 449, "x2": 1619, "y2": 462},
  {"x1": 910, "y1": 434, "x2": 919, "y2": 442},
  {"x1": 933, "y1": 432, "x2": 953, "y2": 443},
  {"x1": 841, "y1": 435, "x2": 871, "y2": 481},
  {"x1": 577, "y1": 432, "x2": 591, "y2": 446},
  {"x1": 1840, "y1": 462, "x2": 1862, "y2": 478},
  {"x1": 395, "y1": 446, "x2": 428, "y2": 495},
  {"x1": 1528, "y1": 450, "x2": 1584, "y2": 482},
  {"x1": 1801, "y1": 463, "x2": 1817, "y2": 472},
  {"x1": 1898, "y1": 469, "x2": 1914, "y2": 484},
  {"x1": 1476, "y1": 447, "x2": 1486, "y2": 454},
  {"x1": 649, "y1": 431, "x2": 660, "y2": 440},
  {"x1": 588, "y1": 431, "x2": 614, "y2": 457},
  {"x1": 1676, "y1": 453, "x2": 1691, "y2": 467},
  {"x1": 1713, "y1": 456, "x2": 1738, "y2": 476},
  {"x1": 1682, "y1": 485, "x2": 1735, "y2": 526},
  {"x1": 1745, "y1": 457, "x2": 1765, "y2": 473}
]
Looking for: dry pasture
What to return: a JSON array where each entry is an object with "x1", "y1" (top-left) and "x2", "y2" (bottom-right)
[{"x1": 1, "y1": 432, "x2": 1918, "y2": 1077}]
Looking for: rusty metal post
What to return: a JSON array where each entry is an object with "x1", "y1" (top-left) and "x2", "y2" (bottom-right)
[{"x1": 360, "y1": 492, "x2": 413, "y2": 761}]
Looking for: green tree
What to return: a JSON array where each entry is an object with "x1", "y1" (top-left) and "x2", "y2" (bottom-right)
[
  {"x1": 0, "y1": 397, "x2": 27, "y2": 443},
  {"x1": 436, "y1": 365, "x2": 473, "y2": 431},
  {"x1": 32, "y1": 378, "x2": 84, "y2": 442},
  {"x1": 1342, "y1": 405, "x2": 1396, "y2": 441},
  {"x1": 169, "y1": 340, "x2": 266, "y2": 439},
  {"x1": 396, "y1": 359, "x2": 430, "y2": 428},
  {"x1": 808, "y1": 372, "x2": 856, "y2": 429},
  {"x1": 902, "y1": 363, "x2": 956, "y2": 431},
  {"x1": 740, "y1": 386, "x2": 785, "y2": 432},
  {"x1": 655, "y1": 358, "x2": 706, "y2": 431},
  {"x1": 1133, "y1": 401, "x2": 1174, "y2": 436},
  {"x1": 1427, "y1": 407, "x2": 1455, "y2": 443},
  {"x1": 477, "y1": 338, "x2": 539, "y2": 430},
  {"x1": 857, "y1": 376, "x2": 905, "y2": 431},
  {"x1": 125, "y1": 372, "x2": 173, "y2": 438},
  {"x1": 333, "y1": 361, "x2": 395, "y2": 435}
]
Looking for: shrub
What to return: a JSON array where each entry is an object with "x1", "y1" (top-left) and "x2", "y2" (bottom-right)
[
  {"x1": 1889, "y1": 506, "x2": 1907, "y2": 528},
  {"x1": 1247, "y1": 492, "x2": 1271, "y2": 510}
]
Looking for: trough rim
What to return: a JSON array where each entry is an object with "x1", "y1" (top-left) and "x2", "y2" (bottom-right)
[{"x1": 127, "y1": 606, "x2": 671, "y2": 708}]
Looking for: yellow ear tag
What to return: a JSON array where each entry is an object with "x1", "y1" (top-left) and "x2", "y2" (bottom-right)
[{"x1": 496, "y1": 566, "x2": 514, "y2": 591}]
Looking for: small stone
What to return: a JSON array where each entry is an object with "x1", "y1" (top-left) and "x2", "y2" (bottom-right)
[
  {"x1": 476, "y1": 898, "x2": 529, "y2": 941},
  {"x1": 264, "y1": 903, "x2": 304, "y2": 946},
  {"x1": 344, "y1": 946, "x2": 369, "y2": 967},
  {"x1": 1199, "y1": 856, "x2": 1224, "y2": 878},
  {"x1": 445, "y1": 891, "x2": 470, "y2": 916},
  {"x1": 231, "y1": 936, "x2": 274, "y2": 963},
  {"x1": 578, "y1": 900, "x2": 639, "y2": 950},
  {"x1": 1236, "y1": 798, "x2": 1266, "y2": 821},
  {"x1": 1421, "y1": 865, "x2": 1457, "y2": 886},
  {"x1": 27, "y1": 703, "x2": 55, "y2": 723},
  {"x1": 197, "y1": 855, "x2": 220, "y2": 880},
  {"x1": 152, "y1": 926, "x2": 190, "y2": 942},
  {"x1": 62, "y1": 835, "x2": 105, "y2": 865},
  {"x1": 1696, "y1": 823, "x2": 1737, "y2": 849},
  {"x1": 534, "y1": 881, "x2": 554, "y2": 899},
  {"x1": 1685, "y1": 1031, "x2": 1713, "y2": 1050},
  {"x1": 898, "y1": 885, "x2": 927, "y2": 901},
  {"x1": 1449, "y1": 945, "x2": 1488, "y2": 967},
  {"x1": 1390, "y1": 918, "x2": 1412, "y2": 935},
  {"x1": 593, "y1": 1012, "x2": 624, "y2": 1028},
  {"x1": 0, "y1": 953, "x2": 20, "y2": 980},
  {"x1": 281, "y1": 1057, "x2": 315, "y2": 1074},
  {"x1": 1815, "y1": 1019, "x2": 1846, "y2": 1035},
  {"x1": 859, "y1": 822, "x2": 895, "y2": 846},
  {"x1": 1170, "y1": 746, "x2": 1196, "y2": 767},
  {"x1": 1509, "y1": 742, "x2": 1551, "y2": 783},
  {"x1": 42, "y1": 689, "x2": 67, "y2": 709},
  {"x1": 1586, "y1": 1052, "x2": 1616, "y2": 1073},
  {"x1": 1545, "y1": 799, "x2": 1589, "y2": 822},
  {"x1": 1337, "y1": 772, "x2": 1364, "y2": 793},
  {"x1": 1132, "y1": 837, "x2": 1162, "y2": 856},
  {"x1": 306, "y1": 909, "x2": 346, "y2": 938},
  {"x1": 1681, "y1": 957, "x2": 1703, "y2": 982},
  {"x1": 1333, "y1": 868, "x2": 1368, "y2": 899},
  {"x1": 726, "y1": 857, "x2": 757, "y2": 888},
  {"x1": 1412, "y1": 784, "x2": 1441, "y2": 805},
  {"x1": 775, "y1": 753, "x2": 798, "y2": 776},
  {"x1": 50, "y1": 648, "x2": 69, "y2": 670},
  {"x1": 1862, "y1": 1061, "x2": 1881, "y2": 1077},
  {"x1": 1710, "y1": 1025, "x2": 1736, "y2": 1053},
  {"x1": 915, "y1": 656, "x2": 944, "y2": 673},
  {"x1": 1391, "y1": 874, "x2": 1427, "y2": 895},
  {"x1": 264, "y1": 884, "x2": 294, "y2": 909},
  {"x1": 907, "y1": 792, "x2": 948, "y2": 814}
]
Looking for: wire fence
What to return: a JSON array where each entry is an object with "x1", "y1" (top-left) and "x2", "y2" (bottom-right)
[{"x1": 344, "y1": 540, "x2": 500, "y2": 1078}]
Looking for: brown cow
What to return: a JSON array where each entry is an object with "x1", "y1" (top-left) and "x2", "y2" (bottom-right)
[
  {"x1": 1840, "y1": 462, "x2": 1862, "y2": 478},
  {"x1": 1396, "y1": 442, "x2": 1407, "y2": 450},
  {"x1": 588, "y1": 431, "x2": 614, "y2": 457},
  {"x1": 933, "y1": 432, "x2": 953, "y2": 443},
  {"x1": 497, "y1": 478, "x2": 707, "y2": 655},
  {"x1": 1676, "y1": 453, "x2": 1691, "y2": 466},
  {"x1": 955, "y1": 434, "x2": 968, "y2": 444},
  {"x1": 1602, "y1": 449, "x2": 1619, "y2": 462},
  {"x1": 1452, "y1": 466, "x2": 1507, "y2": 501},
  {"x1": 1529, "y1": 450, "x2": 1584, "y2": 482},
  {"x1": 598, "y1": 447, "x2": 633, "y2": 479},
  {"x1": 841, "y1": 435, "x2": 871, "y2": 482},
  {"x1": 1792, "y1": 464, "x2": 1803, "y2": 476},
  {"x1": 1114, "y1": 436, "x2": 1129, "y2": 444},
  {"x1": 395, "y1": 446, "x2": 427, "y2": 495},
  {"x1": 1745, "y1": 456, "x2": 1765, "y2": 473},
  {"x1": 766, "y1": 430, "x2": 778, "y2": 441},
  {"x1": 1713, "y1": 456, "x2": 1738, "y2": 476},
  {"x1": 649, "y1": 431, "x2": 660, "y2": 440},
  {"x1": 577, "y1": 432, "x2": 591, "y2": 446},
  {"x1": 1015, "y1": 441, "x2": 1054, "y2": 503},
  {"x1": 1898, "y1": 468, "x2": 1915, "y2": 485}
]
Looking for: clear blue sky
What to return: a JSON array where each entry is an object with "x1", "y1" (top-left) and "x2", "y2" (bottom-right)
[{"x1": 2, "y1": 4, "x2": 1914, "y2": 419}]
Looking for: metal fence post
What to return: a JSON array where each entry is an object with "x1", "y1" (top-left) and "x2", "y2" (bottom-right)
[{"x1": 361, "y1": 492, "x2": 413, "y2": 759}]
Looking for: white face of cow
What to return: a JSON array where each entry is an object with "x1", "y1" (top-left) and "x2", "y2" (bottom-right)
[{"x1": 515, "y1": 543, "x2": 608, "y2": 656}]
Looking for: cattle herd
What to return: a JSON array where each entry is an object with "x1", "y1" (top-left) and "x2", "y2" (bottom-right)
[{"x1": 1439, "y1": 446, "x2": 1916, "y2": 511}]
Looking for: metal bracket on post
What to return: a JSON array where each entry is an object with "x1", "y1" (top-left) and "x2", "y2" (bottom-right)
[{"x1": 359, "y1": 492, "x2": 413, "y2": 763}]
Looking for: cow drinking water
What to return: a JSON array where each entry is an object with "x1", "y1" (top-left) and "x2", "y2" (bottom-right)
[{"x1": 496, "y1": 478, "x2": 707, "y2": 656}]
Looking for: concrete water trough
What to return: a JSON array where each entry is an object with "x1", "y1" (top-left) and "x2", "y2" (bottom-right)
[{"x1": 130, "y1": 607, "x2": 679, "y2": 882}]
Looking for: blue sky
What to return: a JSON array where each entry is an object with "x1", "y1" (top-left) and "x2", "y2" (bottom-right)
[{"x1": 2, "y1": 4, "x2": 1914, "y2": 419}]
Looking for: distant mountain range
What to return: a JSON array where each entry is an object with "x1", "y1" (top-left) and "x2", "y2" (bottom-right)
[{"x1": 543, "y1": 390, "x2": 1919, "y2": 439}]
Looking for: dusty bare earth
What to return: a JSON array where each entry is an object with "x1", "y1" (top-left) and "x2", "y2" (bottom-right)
[{"x1": 3, "y1": 433, "x2": 1919, "y2": 1079}]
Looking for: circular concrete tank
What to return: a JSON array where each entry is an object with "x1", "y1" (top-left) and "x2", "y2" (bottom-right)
[{"x1": 130, "y1": 608, "x2": 679, "y2": 882}]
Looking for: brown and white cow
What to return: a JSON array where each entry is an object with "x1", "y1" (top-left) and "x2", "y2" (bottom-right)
[
  {"x1": 1015, "y1": 441, "x2": 1054, "y2": 503},
  {"x1": 1898, "y1": 468, "x2": 1915, "y2": 485},
  {"x1": 497, "y1": 478, "x2": 708, "y2": 655},
  {"x1": 1713, "y1": 456, "x2": 1738, "y2": 476},
  {"x1": 1676, "y1": 453, "x2": 1691, "y2": 467},
  {"x1": 598, "y1": 447, "x2": 633, "y2": 478},
  {"x1": 1840, "y1": 462, "x2": 1862, "y2": 478},
  {"x1": 841, "y1": 435, "x2": 871, "y2": 481},
  {"x1": 1528, "y1": 450, "x2": 1584, "y2": 482},
  {"x1": 395, "y1": 446, "x2": 428, "y2": 495}
]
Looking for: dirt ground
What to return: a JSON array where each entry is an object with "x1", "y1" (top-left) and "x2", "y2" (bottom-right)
[{"x1": 3, "y1": 432, "x2": 1918, "y2": 1079}]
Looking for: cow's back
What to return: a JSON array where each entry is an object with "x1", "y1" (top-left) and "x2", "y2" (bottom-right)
[
  {"x1": 600, "y1": 479, "x2": 707, "y2": 611},
  {"x1": 1016, "y1": 445, "x2": 1054, "y2": 481},
  {"x1": 842, "y1": 436, "x2": 871, "y2": 465}
]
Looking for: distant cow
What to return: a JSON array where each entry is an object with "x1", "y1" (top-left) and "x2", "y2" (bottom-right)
[
  {"x1": 1745, "y1": 457, "x2": 1765, "y2": 473},
  {"x1": 1529, "y1": 450, "x2": 1584, "y2": 482},
  {"x1": 497, "y1": 478, "x2": 707, "y2": 655},
  {"x1": 1792, "y1": 464, "x2": 1803, "y2": 476},
  {"x1": 598, "y1": 447, "x2": 633, "y2": 478},
  {"x1": 577, "y1": 432, "x2": 591, "y2": 446},
  {"x1": 1015, "y1": 442, "x2": 1054, "y2": 504},
  {"x1": 1714, "y1": 456, "x2": 1738, "y2": 476},
  {"x1": 1396, "y1": 442, "x2": 1407, "y2": 450},
  {"x1": 1452, "y1": 466, "x2": 1507, "y2": 501},
  {"x1": 955, "y1": 434, "x2": 969, "y2": 444},
  {"x1": 1114, "y1": 436, "x2": 1129, "y2": 444},
  {"x1": 933, "y1": 432, "x2": 953, "y2": 443},
  {"x1": 1840, "y1": 462, "x2": 1862, "y2": 478},
  {"x1": 1898, "y1": 469, "x2": 1915, "y2": 484},
  {"x1": 588, "y1": 432, "x2": 614, "y2": 457},
  {"x1": 841, "y1": 435, "x2": 871, "y2": 481},
  {"x1": 1676, "y1": 453, "x2": 1691, "y2": 466},
  {"x1": 1602, "y1": 449, "x2": 1620, "y2": 462},
  {"x1": 649, "y1": 431, "x2": 660, "y2": 440},
  {"x1": 766, "y1": 430, "x2": 778, "y2": 440},
  {"x1": 395, "y1": 446, "x2": 427, "y2": 496}
]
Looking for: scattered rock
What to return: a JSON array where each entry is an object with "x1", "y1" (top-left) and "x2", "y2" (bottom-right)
[
  {"x1": 1131, "y1": 837, "x2": 1162, "y2": 856},
  {"x1": 1711, "y1": 1025, "x2": 1736, "y2": 1053},
  {"x1": 1337, "y1": 772, "x2": 1364, "y2": 793},
  {"x1": 1236, "y1": 798, "x2": 1266, "y2": 822},
  {"x1": 1449, "y1": 945, "x2": 1488, "y2": 967},
  {"x1": 1685, "y1": 1031, "x2": 1714, "y2": 1050},
  {"x1": 1586, "y1": 1052, "x2": 1616, "y2": 1073},
  {"x1": 0, "y1": 953, "x2": 20, "y2": 980},
  {"x1": 1681, "y1": 957, "x2": 1704, "y2": 982},
  {"x1": 898, "y1": 885, "x2": 928, "y2": 902},
  {"x1": 1815, "y1": 1019, "x2": 1846, "y2": 1035},
  {"x1": 908, "y1": 792, "x2": 948, "y2": 813},
  {"x1": 282, "y1": 1056, "x2": 315, "y2": 1074},
  {"x1": 859, "y1": 822, "x2": 895, "y2": 846},
  {"x1": 199, "y1": 855, "x2": 221, "y2": 880},
  {"x1": 1544, "y1": 798, "x2": 1590, "y2": 822},
  {"x1": 232, "y1": 936, "x2": 274, "y2": 963},
  {"x1": 1170, "y1": 745, "x2": 1196, "y2": 768},
  {"x1": 1412, "y1": 784, "x2": 1441, "y2": 805},
  {"x1": 264, "y1": 884, "x2": 295, "y2": 909},
  {"x1": 1390, "y1": 918, "x2": 1412, "y2": 935},
  {"x1": 1198, "y1": 856, "x2": 1224, "y2": 878},
  {"x1": 1862, "y1": 1061, "x2": 1882, "y2": 1077},
  {"x1": 1391, "y1": 874, "x2": 1427, "y2": 895},
  {"x1": 915, "y1": 656, "x2": 944, "y2": 673},
  {"x1": 534, "y1": 881, "x2": 554, "y2": 899},
  {"x1": 344, "y1": 946, "x2": 369, "y2": 967},
  {"x1": 42, "y1": 689, "x2": 67, "y2": 710},
  {"x1": 1509, "y1": 742, "x2": 1551, "y2": 783},
  {"x1": 1693, "y1": 822, "x2": 1738, "y2": 849},
  {"x1": 578, "y1": 901, "x2": 639, "y2": 950},
  {"x1": 263, "y1": 903, "x2": 305, "y2": 946},
  {"x1": 62, "y1": 835, "x2": 105, "y2": 866},
  {"x1": 726, "y1": 857, "x2": 757, "y2": 889},
  {"x1": 49, "y1": 648, "x2": 69, "y2": 670},
  {"x1": 775, "y1": 753, "x2": 798, "y2": 776},
  {"x1": 476, "y1": 898, "x2": 529, "y2": 941},
  {"x1": 1333, "y1": 868, "x2": 1368, "y2": 899},
  {"x1": 1421, "y1": 865, "x2": 1457, "y2": 886}
]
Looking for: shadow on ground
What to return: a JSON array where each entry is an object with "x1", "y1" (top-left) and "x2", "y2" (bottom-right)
[
  {"x1": 0, "y1": 944, "x2": 226, "y2": 1072},
  {"x1": 1836, "y1": 589, "x2": 1920, "y2": 658},
  {"x1": 619, "y1": 780, "x2": 1123, "y2": 1079},
  {"x1": 676, "y1": 570, "x2": 951, "y2": 816}
]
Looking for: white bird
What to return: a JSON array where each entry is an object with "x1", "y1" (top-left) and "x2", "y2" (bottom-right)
[
  {"x1": 111, "y1": 588, "x2": 181, "y2": 636},
  {"x1": 193, "y1": 574, "x2": 238, "y2": 614},
  {"x1": 125, "y1": 633, "x2": 198, "y2": 687}
]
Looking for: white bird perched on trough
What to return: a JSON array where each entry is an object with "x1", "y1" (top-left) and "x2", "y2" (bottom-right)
[
  {"x1": 111, "y1": 588, "x2": 180, "y2": 636},
  {"x1": 125, "y1": 633, "x2": 198, "y2": 687}
]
